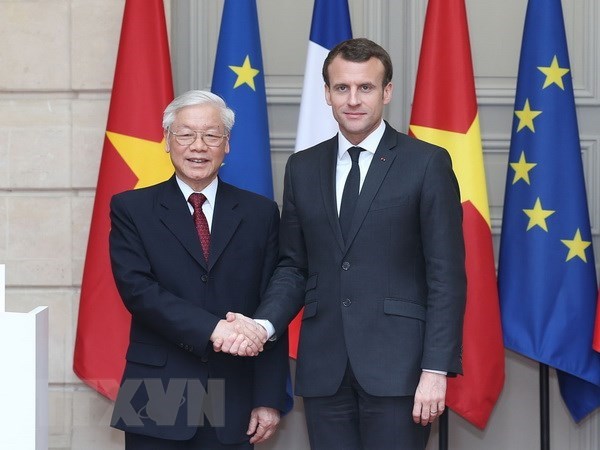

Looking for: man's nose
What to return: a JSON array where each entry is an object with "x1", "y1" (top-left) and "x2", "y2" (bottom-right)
[
  {"x1": 348, "y1": 88, "x2": 361, "y2": 105},
  {"x1": 189, "y1": 135, "x2": 207, "y2": 151}
]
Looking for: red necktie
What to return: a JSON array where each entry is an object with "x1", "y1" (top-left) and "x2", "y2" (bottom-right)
[{"x1": 188, "y1": 193, "x2": 210, "y2": 262}]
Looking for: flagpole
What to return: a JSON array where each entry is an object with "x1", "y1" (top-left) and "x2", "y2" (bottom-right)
[
  {"x1": 438, "y1": 411, "x2": 448, "y2": 450},
  {"x1": 540, "y1": 363, "x2": 550, "y2": 450}
]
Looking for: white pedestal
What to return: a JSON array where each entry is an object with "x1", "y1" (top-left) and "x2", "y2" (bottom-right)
[{"x1": 0, "y1": 264, "x2": 49, "y2": 449}]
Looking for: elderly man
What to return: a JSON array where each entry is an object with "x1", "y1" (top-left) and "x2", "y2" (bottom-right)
[{"x1": 109, "y1": 90, "x2": 289, "y2": 450}]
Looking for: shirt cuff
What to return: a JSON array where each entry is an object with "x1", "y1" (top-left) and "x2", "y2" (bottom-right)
[
  {"x1": 254, "y1": 319, "x2": 276, "y2": 341},
  {"x1": 423, "y1": 369, "x2": 447, "y2": 376}
]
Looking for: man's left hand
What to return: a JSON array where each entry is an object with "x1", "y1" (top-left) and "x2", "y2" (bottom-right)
[
  {"x1": 247, "y1": 406, "x2": 280, "y2": 444},
  {"x1": 412, "y1": 371, "x2": 447, "y2": 426}
]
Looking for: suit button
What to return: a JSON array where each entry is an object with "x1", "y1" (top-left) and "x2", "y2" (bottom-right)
[
  {"x1": 342, "y1": 298, "x2": 352, "y2": 307},
  {"x1": 201, "y1": 355, "x2": 209, "y2": 363},
  {"x1": 201, "y1": 274, "x2": 208, "y2": 282},
  {"x1": 341, "y1": 261, "x2": 350, "y2": 270}
]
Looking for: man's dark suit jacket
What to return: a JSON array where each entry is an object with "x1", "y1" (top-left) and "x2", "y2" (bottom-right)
[
  {"x1": 255, "y1": 122, "x2": 466, "y2": 398},
  {"x1": 109, "y1": 175, "x2": 289, "y2": 444}
]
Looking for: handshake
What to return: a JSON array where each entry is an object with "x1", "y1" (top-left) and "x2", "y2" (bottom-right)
[{"x1": 210, "y1": 312, "x2": 269, "y2": 356}]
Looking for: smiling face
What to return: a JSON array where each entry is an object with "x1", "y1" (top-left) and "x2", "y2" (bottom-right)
[
  {"x1": 325, "y1": 55, "x2": 393, "y2": 145},
  {"x1": 165, "y1": 103, "x2": 230, "y2": 192}
]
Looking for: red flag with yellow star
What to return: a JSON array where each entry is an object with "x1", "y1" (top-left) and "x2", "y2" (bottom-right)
[
  {"x1": 409, "y1": 0, "x2": 504, "y2": 428},
  {"x1": 73, "y1": 0, "x2": 174, "y2": 399}
]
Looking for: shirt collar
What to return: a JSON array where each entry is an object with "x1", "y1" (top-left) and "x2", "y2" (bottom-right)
[
  {"x1": 337, "y1": 120, "x2": 386, "y2": 159},
  {"x1": 176, "y1": 176, "x2": 219, "y2": 206}
]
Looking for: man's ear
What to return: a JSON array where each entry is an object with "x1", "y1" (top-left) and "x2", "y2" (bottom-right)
[
  {"x1": 383, "y1": 82, "x2": 393, "y2": 105},
  {"x1": 325, "y1": 84, "x2": 332, "y2": 106}
]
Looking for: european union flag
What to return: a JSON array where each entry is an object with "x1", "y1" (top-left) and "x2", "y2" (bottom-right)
[
  {"x1": 212, "y1": 0, "x2": 293, "y2": 414},
  {"x1": 212, "y1": 0, "x2": 273, "y2": 198},
  {"x1": 498, "y1": 0, "x2": 600, "y2": 422}
]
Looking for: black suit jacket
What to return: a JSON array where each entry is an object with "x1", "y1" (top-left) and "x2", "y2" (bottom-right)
[
  {"x1": 255, "y1": 122, "x2": 466, "y2": 398},
  {"x1": 109, "y1": 176, "x2": 289, "y2": 443}
]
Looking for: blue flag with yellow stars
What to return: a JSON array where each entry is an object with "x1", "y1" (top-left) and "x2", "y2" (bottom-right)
[
  {"x1": 212, "y1": 0, "x2": 273, "y2": 198},
  {"x1": 212, "y1": 0, "x2": 293, "y2": 413},
  {"x1": 498, "y1": 0, "x2": 600, "y2": 422}
]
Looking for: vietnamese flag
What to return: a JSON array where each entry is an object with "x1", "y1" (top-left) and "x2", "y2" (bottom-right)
[
  {"x1": 409, "y1": 0, "x2": 504, "y2": 428},
  {"x1": 73, "y1": 0, "x2": 174, "y2": 400}
]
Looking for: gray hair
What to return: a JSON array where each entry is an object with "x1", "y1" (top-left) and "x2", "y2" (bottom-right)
[{"x1": 162, "y1": 90, "x2": 235, "y2": 133}]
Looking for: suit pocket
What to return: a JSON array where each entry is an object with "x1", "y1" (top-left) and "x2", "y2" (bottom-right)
[
  {"x1": 302, "y1": 301, "x2": 318, "y2": 320},
  {"x1": 126, "y1": 341, "x2": 168, "y2": 367},
  {"x1": 383, "y1": 298, "x2": 426, "y2": 321},
  {"x1": 369, "y1": 194, "x2": 408, "y2": 212},
  {"x1": 305, "y1": 274, "x2": 318, "y2": 291}
]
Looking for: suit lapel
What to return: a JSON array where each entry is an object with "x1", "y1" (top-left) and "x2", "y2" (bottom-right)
[
  {"x1": 209, "y1": 181, "x2": 242, "y2": 270},
  {"x1": 157, "y1": 176, "x2": 207, "y2": 269},
  {"x1": 344, "y1": 124, "x2": 398, "y2": 249},
  {"x1": 319, "y1": 137, "x2": 346, "y2": 252}
]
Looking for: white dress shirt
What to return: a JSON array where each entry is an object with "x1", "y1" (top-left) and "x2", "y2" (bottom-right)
[{"x1": 335, "y1": 120, "x2": 385, "y2": 214}]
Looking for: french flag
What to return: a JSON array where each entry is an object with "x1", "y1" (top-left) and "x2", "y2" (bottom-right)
[
  {"x1": 295, "y1": 0, "x2": 352, "y2": 152},
  {"x1": 288, "y1": 0, "x2": 352, "y2": 358}
]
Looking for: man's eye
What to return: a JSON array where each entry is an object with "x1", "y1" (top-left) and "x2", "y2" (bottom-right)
[{"x1": 204, "y1": 134, "x2": 218, "y2": 139}]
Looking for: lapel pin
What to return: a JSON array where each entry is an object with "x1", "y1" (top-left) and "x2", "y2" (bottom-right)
[{"x1": 380, "y1": 157, "x2": 386, "y2": 162}]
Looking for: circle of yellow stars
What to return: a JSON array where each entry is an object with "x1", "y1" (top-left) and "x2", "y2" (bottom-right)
[{"x1": 509, "y1": 55, "x2": 591, "y2": 263}]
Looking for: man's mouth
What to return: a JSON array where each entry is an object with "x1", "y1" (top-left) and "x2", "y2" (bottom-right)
[{"x1": 345, "y1": 111, "x2": 364, "y2": 118}]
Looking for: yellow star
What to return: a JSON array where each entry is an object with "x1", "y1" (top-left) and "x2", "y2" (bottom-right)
[
  {"x1": 538, "y1": 55, "x2": 570, "y2": 90},
  {"x1": 561, "y1": 229, "x2": 591, "y2": 262},
  {"x1": 515, "y1": 99, "x2": 542, "y2": 132},
  {"x1": 229, "y1": 55, "x2": 259, "y2": 90},
  {"x1": 510, "y1": 151, "x2": 537, "y2": 185},
  {"x1": 410, "y1": 115, "x2": 491, "y2": 226},
  {"x1": 523, "y1": 197, "x2": 555, "y2": 232},
  {"x1": 107, "y1": 131, "x2": 174, "y2": 189}
]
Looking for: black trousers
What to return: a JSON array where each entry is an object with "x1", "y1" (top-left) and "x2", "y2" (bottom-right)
[
  {"x1": 303, "y1": 363, "x2": 431, "y2": 450},
  {"x1": 125, "y1": 427, "x2": 252, "y2": 450}
]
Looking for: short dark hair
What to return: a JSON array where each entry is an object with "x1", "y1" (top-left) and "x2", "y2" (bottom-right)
[{"x1": 322, "y1": 38, "x2": 393, "y2": 88}]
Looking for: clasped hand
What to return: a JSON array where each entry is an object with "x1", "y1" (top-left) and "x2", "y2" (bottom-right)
[{"x1": 211, "y1": 312, "x2": 267, "y2": 356}]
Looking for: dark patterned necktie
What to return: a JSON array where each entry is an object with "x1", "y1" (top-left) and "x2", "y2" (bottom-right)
[
  {"x1": 188, "y1": 193, "x2": 210, "y2": 262},
  {"x1": 339, "y1": 147, "x2": 364, "y2": 243}
]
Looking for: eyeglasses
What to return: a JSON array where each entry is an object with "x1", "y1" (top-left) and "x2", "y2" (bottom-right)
[{"x1": 169, "y1": 128, "x2": 228, "y2": 147}]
